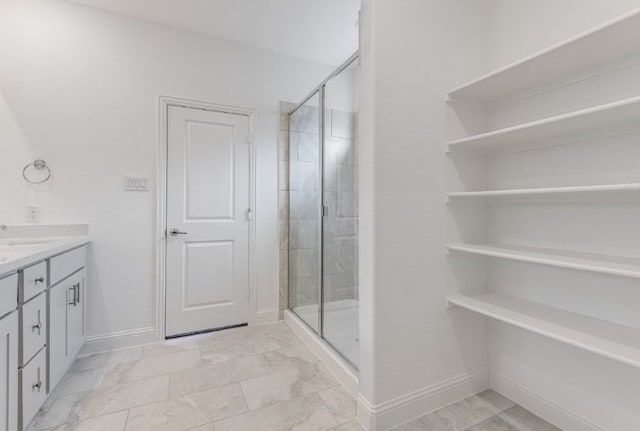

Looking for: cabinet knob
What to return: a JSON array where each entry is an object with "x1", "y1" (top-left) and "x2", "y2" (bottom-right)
[
  {"x1": 34, "y1": 277, "x2": 45, "y2": 284},
  {"x1": 32, "y1": 381, "x2": 41, "y2": 392}
]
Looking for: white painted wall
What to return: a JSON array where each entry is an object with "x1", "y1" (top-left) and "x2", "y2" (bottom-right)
[
  {"x1": 357, "y1": 1, "x2": 491, "y2": 429},
  {"x1": 486, "y1": 0, "x2": 640, "y2": 69},
  {"x1": 0, "y1": 0, "x2": 333, "y2": 347}
]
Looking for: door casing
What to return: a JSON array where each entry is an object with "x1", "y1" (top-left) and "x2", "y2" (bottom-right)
[{"x1": 156, "y1": 96, "x2": 257, "y2": 340}]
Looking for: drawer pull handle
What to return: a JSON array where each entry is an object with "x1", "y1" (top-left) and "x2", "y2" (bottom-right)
[
  {"x1": 74, "y1": 283, "x2": 80, "y2": 306},
  {"x1": 32, "y1": 367, "x2": 42, "y2": 392},
  {"x1": 32, "y1": 310, "x2": 42, "y2": 335},
  {"x1": 34, "y1": 277, "x2": 45, "y2": 284}
]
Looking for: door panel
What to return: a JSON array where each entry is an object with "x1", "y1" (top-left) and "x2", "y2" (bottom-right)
[
  {"x1": 184, "y1": 241, "x2": 233, "y2": 307},
  {"x1": 166, "y1": 106, "x2": 251, "y2": 337},
  {"x1": 186, "y1": 121, "x2": 234, "y2": 219},
  {"x1": 68, "y1": 271, "x2": 85, "y2": 359}
]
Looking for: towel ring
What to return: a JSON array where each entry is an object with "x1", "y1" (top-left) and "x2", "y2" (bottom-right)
[{"x1": 22, "y1": 159, "x2": 51, "y2": 184}]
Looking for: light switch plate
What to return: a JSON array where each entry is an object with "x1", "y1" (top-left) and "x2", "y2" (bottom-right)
[{"x1": 123, "y1": 176, "x2": 150, "y2": 191}]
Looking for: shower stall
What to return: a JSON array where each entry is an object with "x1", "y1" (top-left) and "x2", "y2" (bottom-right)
[{"x1": 287, "y1": 53, "x2": 360, "y2": 369}]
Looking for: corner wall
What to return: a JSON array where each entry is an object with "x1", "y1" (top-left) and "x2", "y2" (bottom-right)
[{"x1": 357, "y1": 1, "x2": 491, "y2": 429}]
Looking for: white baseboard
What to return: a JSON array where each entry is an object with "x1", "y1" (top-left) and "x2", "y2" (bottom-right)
[
  {"x1": 358, "y1": 370, "x2": 489, "y2": 431},
  {"x1": 284, "y1": 310, "x2": 359, "y2": 397},
  {"x1": 490, "y1": 370, "x2": 607, "y2": 431},
  {"x1": 81, "y1": 326, "x2": 158, "y2": 355},
  {"x1": 252, "y1": 308, "x2": 280, "y2": 326}
]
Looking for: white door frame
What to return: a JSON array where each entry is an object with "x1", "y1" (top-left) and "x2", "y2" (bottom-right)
[{"x1": 156, "y1": 96, "x2": 258, "y2": 340}]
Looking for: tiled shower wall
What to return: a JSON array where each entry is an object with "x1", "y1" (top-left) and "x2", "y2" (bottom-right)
[{"x1": 278, "y1": 102, "x2": 359, "y2": 318}]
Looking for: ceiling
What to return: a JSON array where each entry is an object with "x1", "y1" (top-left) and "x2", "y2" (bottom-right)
[{"x1": 67, "y1": 0, "x2": 360, "y2": 66}]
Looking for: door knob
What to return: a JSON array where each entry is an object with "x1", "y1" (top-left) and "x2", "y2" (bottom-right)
[{"x1": 169, "y1": 228, "x2": 188, "y2": 237}]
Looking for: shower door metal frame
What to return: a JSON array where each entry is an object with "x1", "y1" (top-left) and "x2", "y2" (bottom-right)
[{"x1": 288, "y1": 52, "x2": 360, "y2": 370}]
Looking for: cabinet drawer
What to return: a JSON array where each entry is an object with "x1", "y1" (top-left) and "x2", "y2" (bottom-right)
[
  {"x1": 0, "y1": 273, "x2": 18, "y2": 318},
  {"x1": 20, "y1": 347, "x2": 46, "y2": 430},
  {"x1": 21, "y1": 262, "x2": 47, "y2": 303},
  {"x1": 21, "y1": 294, "x2": 46, "y2": 366},
  {"x1": 50, "y1": 246, "x2": 86, "y2": 287}
]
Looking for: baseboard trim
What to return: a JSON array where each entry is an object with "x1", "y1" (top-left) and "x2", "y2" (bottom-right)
[
  {"x1": 253, "y1": 308, "x2": 280, "y2": 326},
  {"x1": 490, "y1": 370, "x2": 607, "y2": 431},
  {"x1": 284, "y1": 310, "x2": 359, "y2": 397},
  {"x1": 358, "y1": 370, "x2": 489, "y2": 431},
  {"x1": 81, "y1": 326, "x2": 158, "y2": 354}
]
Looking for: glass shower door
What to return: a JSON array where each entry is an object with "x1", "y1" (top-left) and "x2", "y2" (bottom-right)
[
  {"x1": 322, "y1": 58, "x2": 360, "y2": 368},
  {"x1": 288, "y1": 92, "x2": 322, "y2": 331}
]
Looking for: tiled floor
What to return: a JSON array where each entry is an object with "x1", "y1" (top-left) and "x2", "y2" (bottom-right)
[
  {"x1": 390, "y1": 390, "x2": 560, "y2": 431},
  {"x1": 31, "y1": 323, "x2": 359, "y2": 431},
  {"x1": 30, "y1": 322, "x2": 558, "y2": 431}
]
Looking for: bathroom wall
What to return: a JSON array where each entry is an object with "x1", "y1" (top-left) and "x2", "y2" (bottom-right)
[
  {"x1": 0, "y1": 0, "x2": 333, "y2": 349},
  {"x1": 357, "y1": 1, "x2": 491, "y2": 429},
  {"x1": 486, "y1": 0, "x2": 640, "y2": 69}
]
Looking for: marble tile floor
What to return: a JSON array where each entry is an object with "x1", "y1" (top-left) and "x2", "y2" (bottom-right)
[
  {"x1": 29, "y1": 323, "x2": 360, "y2": 431},
  {"x1": 390, "y1": 390, "x2": 561, "y2": 431},
  {"x1": 28, "y1": 322, "x2": 559, "y2": 431}
]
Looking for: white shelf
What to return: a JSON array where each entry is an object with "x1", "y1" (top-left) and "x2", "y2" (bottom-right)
[
  {"x1": 447, "y1": 183, "x2": 640, "y2": 200},
  {"x1": 446, "y1": 243, "x2": 640, "y2": 279},
  {"x1": 447, "y1": 96, "x2": 640, "y2": 151},
  {"x1": 448, "y1": 8, "x2": 640, "y2": 103},
  {"x1": 447, "y1": 292, "x2": 640, "y2": 369}
]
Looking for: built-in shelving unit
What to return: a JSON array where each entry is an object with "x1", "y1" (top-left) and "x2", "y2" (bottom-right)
[
  {"x1": 447, "y1": 243, "x2": 640, "y2": 279},
  {"x1": 448, "y1": 8, "x2": 640, "y2": 103},
  {"x1": 447, "y1": 183, "x2": 640, "y2": 200},
  {"x1": 447, "y1": 293, "x2": 640, "y2": 369},
  {"x1": 446, "y1": 8, "x2": 640, "y2": 382},
  {"x1": 447, "y1": 96, "x2": 640, "y2": 151}
]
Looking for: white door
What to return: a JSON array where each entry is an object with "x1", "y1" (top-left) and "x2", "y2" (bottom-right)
[{"x1": 166, "y1": 105, "x2": 251, "y2": 337}]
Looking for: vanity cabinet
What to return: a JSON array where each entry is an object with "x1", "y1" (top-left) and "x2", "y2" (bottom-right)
[
  {"x1": 14, "y1": 244, "x2": 87, "y2": 430},
  {"x1": 49, "y1": 267, "x2": 86, "y2": 389},
  {"x1": 0, "y1": 273, "x2": 18, "y2": 431}
]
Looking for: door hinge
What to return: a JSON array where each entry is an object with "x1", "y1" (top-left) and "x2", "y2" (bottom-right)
[
  {"x1": 246, "y1": 208, "x2": 252, "y2": 220},
  {"x1": 322, "y1": 206, "x2": 329, "y2": 218}
]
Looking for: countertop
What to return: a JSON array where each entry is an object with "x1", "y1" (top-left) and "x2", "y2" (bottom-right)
[{"x1": 0, "y1": 236, "x2": 90, "y2": 276}]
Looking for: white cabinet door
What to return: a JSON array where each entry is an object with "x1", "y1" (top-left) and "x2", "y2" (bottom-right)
[
  {"x1": 0, "y1": 312, "x2": 18, "y2": 431},
  {"x1": 48, "y1": 279, "x2": 71, "y2": 391},
  {"x1": 67, "y1": 270, "x2": 85, "y2": 360},
  {"x1": 48, "y1": 269, "x2": 85, "y2": 391}
]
